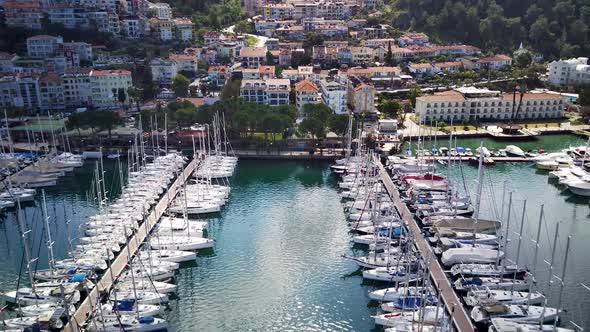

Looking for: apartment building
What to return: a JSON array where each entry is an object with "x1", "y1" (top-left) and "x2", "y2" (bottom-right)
[
  {"x1": 173, "y1": 19, "x2": 194, "y2": 42},
  {"x1": 207, "y1": 65, "x2": 228, "y2": 88},
  {"x1": 150, "y1": 58, "x2": 178, "y2": 84},
  {"x1": 27, "y1": 35, "x2": 64, "y2": 58},
  {"x1": 242, "y1": 66, "x2": 275, "y2": 80},
  {"x1": 62, "y1": 69, "x2": 93, "y2": 109},
  {"x1": 415, "y1": 87, "x2": 565, "y2": 123},
  {"x1": 39, "y1": 72, "x2": 65, "y2": 111},
  {"x1": 397, "y1": 32, "x2": 430, "y2": 46},
  {"x1": 240, "y1": 78, "x2": 290, "y2": 106},
  {"x1": 319, "y1": 79, "x2": 346, "y2": 114},
  {"x1": 169, "y1": 53, "x2": 197, "y2": 73},
  {"x1": 89, "y1": 69, "x2": 132, "y2": 109},
  {"x1": 3, "y1": 0, "x2": 43, "y2": 30},
  {"x1": 347, "y1": 75, "x2": 375, "y2": 113},
  {"x1": 121, "y1": 16, "x2": 144, "y2": 38},
  {"x1": 149, "y1": 2, "x2": 172, "y2": 19},
  {"x1": 295, "y1": 79, "x2": 320, "y2": 112},
  {"x1": 239, "y1": 47, "x2": 268, "y2": 68},
  {"x1": 548, "y1": 57, "x2": 590, "y2": 86}
]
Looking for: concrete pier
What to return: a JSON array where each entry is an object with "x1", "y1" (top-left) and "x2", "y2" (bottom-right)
[
  {"x1": 64, "y1": 157, "x2": 198, "y2": 331},
  {"x1": 377, "y1": 161, "x2": 476, "y2": 332}
]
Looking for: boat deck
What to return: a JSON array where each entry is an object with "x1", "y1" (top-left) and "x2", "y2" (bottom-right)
[
  {"x1": 377, "y1": 161, "x2": 475, "y2": 332},
  {"x1": 63, "y1": 158, "x2": 198, "y2": 331}
]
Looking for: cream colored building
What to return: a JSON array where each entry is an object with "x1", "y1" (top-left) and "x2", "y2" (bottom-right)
[
  {"x1": 90, "y1": 69, "x2": 133, "y2": 109},
  {"x1": 415, "y1": 87, "x2": 565, "y2": 123}
]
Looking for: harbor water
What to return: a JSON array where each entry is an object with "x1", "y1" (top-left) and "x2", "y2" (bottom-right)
[{"x1": 0, "y1": 133, "x2": 588, "y2": 330}]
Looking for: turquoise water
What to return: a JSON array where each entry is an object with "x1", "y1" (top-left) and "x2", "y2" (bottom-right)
[
  {"x1": 0, "y1": 151, "x2": 588, "y2": 330},
  {"x1": 164, "y1": 161, "x2": 375, "y2": 331}
]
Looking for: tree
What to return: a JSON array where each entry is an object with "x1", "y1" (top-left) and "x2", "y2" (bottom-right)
[
  {"x1": 385, "y1": 41, "x2": 393, "y2": 65},
  {"x1": 299, "y1": 103, "x2": 332, "y2": 139},
  {"x1": 65, "y1": 112, "x2": 87, "y2": 136},
  {"x1": 172, "y1": 74, "x2": 190, "y2": 97},
  {"x1": 265, "y1": 51, "x2": 275, "y2": 65},
  {"x1": 514, "y1": 50, "x2": 532, "y2": 67},
  {"x1": 408, "y1": 85, "x2": 422, "y2": 108},
  {"x1": 117, "y1": 88, "x2": 127, "y2": 107},
  {"x1": 93, "y1": 110, "x2": 122, "y2": 138},
  {"x1": 175, "y1": 107, "x2": 197, "y2": 128},
  {"x1": 329, "y1": 113, "x2": 349, "y2": 137},
  {"x1": 377, "y1": 99, "x2": 403, "y2": 118}
]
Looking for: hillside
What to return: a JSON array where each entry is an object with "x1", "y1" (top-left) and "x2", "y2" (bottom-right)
[{"x1": 387, "y1": 0, "x2": 589, "y2": 59}]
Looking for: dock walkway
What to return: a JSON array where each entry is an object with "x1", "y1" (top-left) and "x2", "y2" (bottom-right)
[
  {"x1": 377, "y1": 161, "x2": 475, "y2": 332},
  {"x1": 64, "y1": 158, "x2": 198, "y2": 331}
]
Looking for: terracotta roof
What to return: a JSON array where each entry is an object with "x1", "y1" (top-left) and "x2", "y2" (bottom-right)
[
  {"x1": 295, "y1": 79, "x2": 319, "y2": 92},
  {"x1": 240, "y1": 47, "x2": 267, "y2": 57},
  {"x1": 28, "y1": 35, "x2": 60, "y2": 40},
  {"x1": 502, "y1": 92, "x2": 562, "y2": 100},
  {"x1": 409, "y1": 63, "x2": 433, "y2": 69},
  {"x1": 169, "y1": 53, "x2": 195, "y2": 61},
  {"x1": 208, "y1": 65, "x2": 227, "y2": 74},
  {"x1": 417, "y1": 90, "x2": 464, "y2": 102},
  {"x1": 258, "y1": 65, "x2": 275, "y2": 74},
  {"x1": 3, "y1": 0, "x2": 40, "y2": 9},
  {"x1": 90, "y1": 69, "x2": 132, "y2": 76},
  {"x1": 479, "y1": 54, "x2": 512, "y2": 62},
  {"x1": 435, "y1": 61, "x2": 462, "y2": 68}
]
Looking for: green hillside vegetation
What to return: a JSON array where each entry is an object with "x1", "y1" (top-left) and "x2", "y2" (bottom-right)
[{"x1": 382, "y1": 0, "x2": 589, "y2": 58}]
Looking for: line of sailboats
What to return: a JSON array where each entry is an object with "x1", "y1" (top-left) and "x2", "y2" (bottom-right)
[
  {"x1": 1, "y1": 114, "x2": 237, "y2": 331},
  {"x1": 331, "y1": 119, "x2": 580, "y2": 331},
  {"x1": 534, "y1": 139, "x2": 590, "y2": 196}
]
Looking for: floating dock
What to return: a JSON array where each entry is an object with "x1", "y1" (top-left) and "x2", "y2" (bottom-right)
[
  {"x1": 377, "y1": 161, "x2": 476, "y2": 332},
  {"x1": 63, "y1": 157, "x2": 198, "y2": 331}
]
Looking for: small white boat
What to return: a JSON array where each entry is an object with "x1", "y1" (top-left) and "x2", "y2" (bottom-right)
[
  {"x1": 368, "y1": 286, "x2": 432, "y2": 302},
  {"x1": 16, "y1": 303, "x2": 76, "y2": 317},
  {"x1": 454, "y1": 277, "x2": 530, "y2": 292},
  {"x1": 464, "y1": 289, "x2": 544, "y2": 306},
  {"x1": 505, "y1": 145, "x2": 526, "y2": 158},
  {"x1": 441, "y1": 248, "x2": 504, "y2": 266},
  {"x1": 88, "y1": 316, "x2": 168, "y2": 332},
  {"x1": 362, "y1": 266, "x2": 421, "y2": 282},
  {"x1": 566, "y1": 180, "x2": 590, "y2": 196},
  {"x1": 150, "y1": 236, "x2": 214, "y2": 251},
  {"x1": 140, "y1": 249, "x2": 197, "y2": 263},
  {"x1": 490, "y1": 318, "x2": 575, "y2": 332},
  {"x1": 471, "y1": 304, "x2": 558, "y2": 323},
  {"x1": 109, "y1": 290, "x2": 168, "y2": 305}
]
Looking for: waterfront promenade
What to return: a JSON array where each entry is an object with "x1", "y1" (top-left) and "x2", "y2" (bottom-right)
[
  {"x1": 64, "y1": 158, "x2": 198, "y2": 331},
  {"x1": 376, "y1": 160, "x2": 475, "y2": 332}
]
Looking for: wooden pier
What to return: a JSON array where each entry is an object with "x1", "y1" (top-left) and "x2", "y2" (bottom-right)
[
  {"x1": 376, "y1": 161, "x2": 475, "y2": 332},
  {"x1": 63, "y1": 158, "x2": 198, "y2": 332}
]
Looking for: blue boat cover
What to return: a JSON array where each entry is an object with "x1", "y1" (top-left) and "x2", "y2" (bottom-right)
[
  {"x1": 138, "y1": 316, "x2": 155, "y2": 324},
  {"x1": 113, "y1": 299, "x2": 136, "y2": 311},
  {"x1": 68, "y1": 273, "x2": 87, "y2": 282}
]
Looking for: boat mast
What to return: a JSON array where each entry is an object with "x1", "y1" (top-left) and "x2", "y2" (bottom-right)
[
  {"x1": 16, "y1": 199, "x2": 36, "y2": 292},
  {"x1": 498, "y1": 192, "x2": 513, "y2": 277},
  {"x1": 41, "y1": 190, "x2": 55, "y2": 278},
  {"x1": 523, "y1": 205, "x2": 544, "y2": 297},
  {"x1": 3, "y1": 109, "x2": 14, "y2": 156},
  {"x1": 553, "y1": 235, "x2": 571, "y2": 329},
  {"x1": 510, "y1": 199, "x2": 527, "y2": 292},
  {"x1": 471, "y1": 141, "x2": 485, "y2": 246}
]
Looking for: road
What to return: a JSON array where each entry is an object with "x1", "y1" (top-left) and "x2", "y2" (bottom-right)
[{"x1": 223, "y1": 22, "x2": 268, "y2": 47}]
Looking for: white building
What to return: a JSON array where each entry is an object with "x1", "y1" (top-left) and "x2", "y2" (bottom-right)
[
  {"x1": 3, "y1": 0, "x2": 43, "y2": 30},
  {"x1": 169, "y1": 53, "x2": 197, "y2": 73},
  {"x1": 61, "y1": 69, "x2": 93, "y2": 108},
  {"x1": 121, "y1": 16, "x2": 143, "y2": 38},
  {"x1": 0, "y1": 75, "x2": 41, "y2": 111},
  {"x1": 149, "y1": 2, "x2": 172, "y2": 19},
  {"x1": 548, "y1": 57, "x2": 590, "y2": 86},
  {"x1": 240, "y1": 78, "x2": 290, "y2": 106},
  {"x1": 27, "y1": 35, "x2": 64, "y2": 58},
  {"x1": 174, "y1": 19, "x2": 194, "y2": 42},
  {"x1": 415, "y1": 87, "x2": 565, "y2": 123},
  {"x1": 295, "y1": 79, "x2": 320, "y2": 112},
  {"x1": 319, "y1": 79, "x2": 346, "y2": 114},
  {"x1": 89, "y1": 69, "x2": 132, "y2": 109},
  {"x1": 150, "y1": 58, "x2": 178, "y2": 84},
  {"x1": 63, "y1": 42, "x2": 93, "y2": 61}
]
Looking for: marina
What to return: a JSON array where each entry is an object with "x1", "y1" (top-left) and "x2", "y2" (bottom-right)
[{"x1": 0, "y1": 121, "x2": 587, "y2": 331}]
